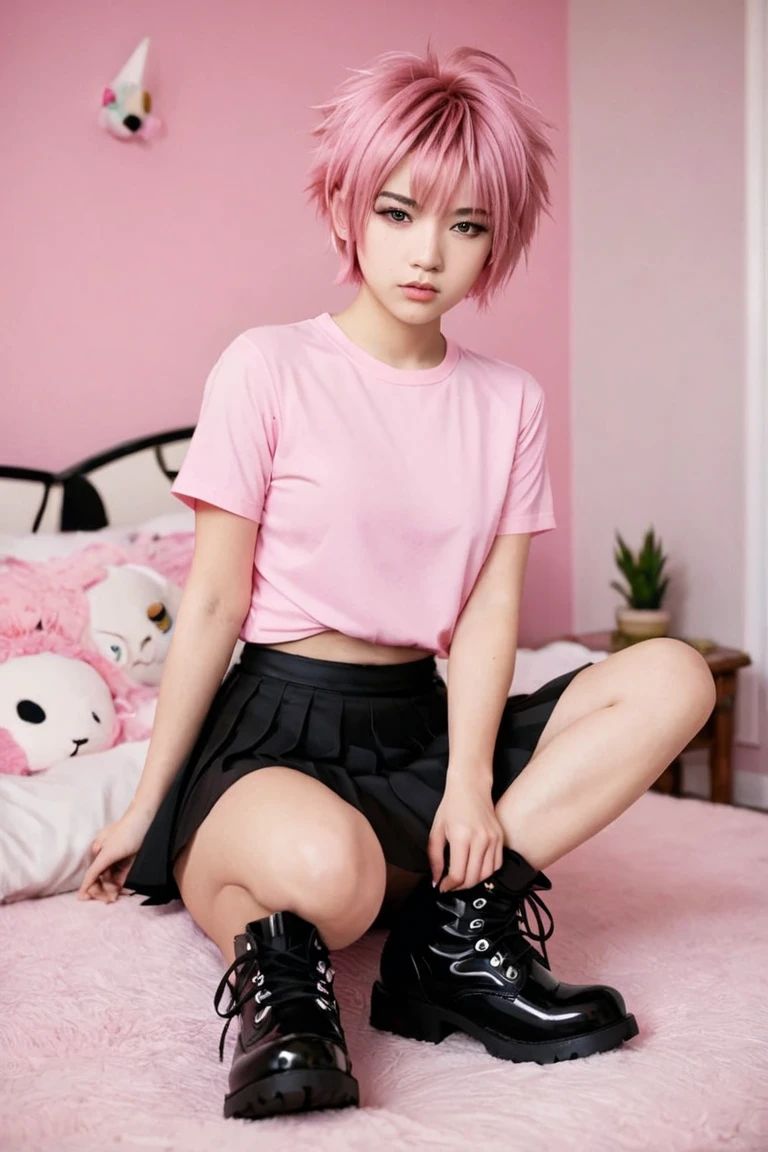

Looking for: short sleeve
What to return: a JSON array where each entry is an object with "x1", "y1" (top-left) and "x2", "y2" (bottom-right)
[
  {"x1": 171, "y1": 334, "x2": 279, "y2": 523},
  {"x1": 496, "y1": 376, "x2": 556, "y2": 536}
]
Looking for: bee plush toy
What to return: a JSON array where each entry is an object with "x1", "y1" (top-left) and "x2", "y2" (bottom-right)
[{"x1": 99, "y1": 36, "x2": 162, "y2": 142}]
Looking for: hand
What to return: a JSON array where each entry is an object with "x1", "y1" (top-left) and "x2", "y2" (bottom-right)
[
  {"x1": 427, "y1": 775, "x2": 504, "y2": 893},
  {"x1": 76, "y1": 803, "x2": 156, "y2": 904}
]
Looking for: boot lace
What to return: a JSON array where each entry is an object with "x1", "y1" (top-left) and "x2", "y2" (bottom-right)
[
  {"x1": 213, "y1": 936, "x2": 337, "y2": 1062},
  {"x1": 462, "y1": 880, "x2": 554, "y2": 970}
]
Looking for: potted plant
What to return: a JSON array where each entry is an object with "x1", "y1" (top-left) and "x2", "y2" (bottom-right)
[{"x1": 611, "y1": 527, "x2": 671, "y2": 640}]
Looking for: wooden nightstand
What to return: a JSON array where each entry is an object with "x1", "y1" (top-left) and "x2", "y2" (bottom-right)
[{"x1": 565, "y1": 631, "x2": 751, "y2": 804}]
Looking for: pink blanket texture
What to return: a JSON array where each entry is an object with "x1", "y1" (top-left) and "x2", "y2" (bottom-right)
[{"x1": 1, "y1": 791, "x2": 767, "y2": 1151}]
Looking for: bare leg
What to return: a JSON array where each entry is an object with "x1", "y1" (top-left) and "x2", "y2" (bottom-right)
[
  {"x1": 495, "y1": 638, "x2": 716, "y2": 870},
  {"x1": 174, "y1": 766, "x2": 388, "y2": 964}
]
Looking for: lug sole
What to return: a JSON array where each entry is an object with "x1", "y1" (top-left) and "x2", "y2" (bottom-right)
[
  {"x1": 224, "y1": 1067, "x2": 360, "y2": 1120},
  {"x1": 370, "y1": 980, "x2": 639, "y2": 1064}
]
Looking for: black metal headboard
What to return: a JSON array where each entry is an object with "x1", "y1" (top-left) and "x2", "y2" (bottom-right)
[{"x1": 0, "y1": 428, "x2": 194, "y2": 533}]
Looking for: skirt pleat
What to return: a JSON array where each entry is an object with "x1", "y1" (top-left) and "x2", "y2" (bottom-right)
[
  {"x1": 125, "y1": 647, "x2": 591, "y2": 905},
  {"x1": 191, "y1": 672, "x2": 266, "y2": 778},
  {"x1": 302, "y1": 689, "x2": 344, "y2": 761},
  {"x1": 244, "y1": 681, "x2": 313, "y2": 763}
]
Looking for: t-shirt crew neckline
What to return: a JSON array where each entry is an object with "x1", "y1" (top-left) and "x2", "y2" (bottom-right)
[{"x1": 313, "y1": 311, "x2": 460, "y2": 386}]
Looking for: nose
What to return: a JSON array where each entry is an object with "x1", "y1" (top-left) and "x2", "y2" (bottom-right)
[
  {"x1": 410, "y1": 224, "x2": 443, "y2": 273},
  {"x1": 73, "y1": 738, "x2": 88, "y2": 748}
]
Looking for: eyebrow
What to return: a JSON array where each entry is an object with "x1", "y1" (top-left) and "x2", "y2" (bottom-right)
[{"x1": 376, "y1": 190, "x2": 489, "y2": 218}]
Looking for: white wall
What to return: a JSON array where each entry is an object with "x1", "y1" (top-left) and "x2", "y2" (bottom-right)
[{"x1": 570, "y1": 0, "x2": 766, "y2": 790}]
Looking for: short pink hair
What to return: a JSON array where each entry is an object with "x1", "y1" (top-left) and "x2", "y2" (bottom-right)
[{"x1": 305, "y1": 45, "x2": 555, "y2": 309}]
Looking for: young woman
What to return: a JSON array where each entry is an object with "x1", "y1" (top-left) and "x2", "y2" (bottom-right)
[{"x1": 77, "y1": 45, "x2": 716, "y2": 1121}]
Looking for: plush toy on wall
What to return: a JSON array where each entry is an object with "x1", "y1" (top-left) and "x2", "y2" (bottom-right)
[{"x1": 100, "y1": 36, "x2": 162, "y2": 142}]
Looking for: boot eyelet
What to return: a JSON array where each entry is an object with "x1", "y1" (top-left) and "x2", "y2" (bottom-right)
[
  {"x1": 484, "y1": 881, "x2": 495, "y2": 891},
  {"x1": 326, "y1": 966, "x2": 335, "y2": 982},
  {"x1": 254, "y1": 1006, "x2": 270, "y2": 1024},
  {"x1": 317, "y1": 960, "x2": 326, "y2": 974},
  {"x1": 250, "y1": 971, "x2": 264, "y2": 986},
  {"x1": 475, "y1": 938, "x2": 490, "y2": 952},
  {"x1": 316, "y1": 997, "x2": 330, "y2": 1010},
  {"x1": 317, "y1": 981, "x2": 329, "y2": 994},
  {"x1": 490, "y1": 954, "x2": 502, "y2": 967},
  {"x1": 506, "y1": 966, "x2": 519, "y2": 981},
  {"x1": 472, "y1": 898, "x2": 487, "y2": 910},
  {"x1": 469, "y1": 918, "x2": 484, "y2": 930}
]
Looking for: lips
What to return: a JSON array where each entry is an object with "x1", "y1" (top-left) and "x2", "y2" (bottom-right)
[{"x1": 402, "y1": 282, "x2": 437, "y2": 292}]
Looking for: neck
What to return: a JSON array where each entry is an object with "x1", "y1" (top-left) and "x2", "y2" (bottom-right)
[{"x1": 329, "y1": 285, "x2": 446, "y2": 371}]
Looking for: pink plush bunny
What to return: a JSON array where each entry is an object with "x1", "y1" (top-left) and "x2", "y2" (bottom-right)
[
  {"x1": 0, "y1": 629, "x2": 152, "y2": 775},
  {"x1": 0, "y1": 533, "x2": 195, "y2": 773}
]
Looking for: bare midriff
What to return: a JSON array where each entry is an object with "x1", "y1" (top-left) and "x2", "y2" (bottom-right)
[{"x1": 265, "y1": 630, "x2": 433, "y2": 666}]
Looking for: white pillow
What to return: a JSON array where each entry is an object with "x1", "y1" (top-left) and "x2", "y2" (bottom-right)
[
  {"x1": 0, "y1": 509, "x2": 195, "y2": 901},
  {"x1": 0, "y1": 740, "x2": 149, "y2": 902},
  {"x1": 0, "y1": 641, "x2": 604, "y2": 904}
]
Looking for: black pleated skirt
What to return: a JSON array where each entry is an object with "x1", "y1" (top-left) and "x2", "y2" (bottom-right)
[{"x1": 125, "y1": 644, "x2": 590, "y2": 905}]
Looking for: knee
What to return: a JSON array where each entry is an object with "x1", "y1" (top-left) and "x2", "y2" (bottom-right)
[
  {"x1": 293, "y1": 819, "x2": 387, "y2": 920},
  {"x1": 639, "y1": 638, "x2": 716, "y2": 721}
]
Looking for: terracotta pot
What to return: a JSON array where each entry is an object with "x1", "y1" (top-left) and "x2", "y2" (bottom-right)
[{"x1": 615, "y1": 607, "x2": 670, "y2": 640}]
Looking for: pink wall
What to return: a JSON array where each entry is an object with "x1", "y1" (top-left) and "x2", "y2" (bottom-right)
[{"x1": 0, "y1": 0, "x2": 571, "y2": 646}]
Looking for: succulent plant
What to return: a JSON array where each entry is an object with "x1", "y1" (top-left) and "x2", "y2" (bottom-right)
[{"x1": 611, "y1": 527, "x2": 670, "y2": 610}]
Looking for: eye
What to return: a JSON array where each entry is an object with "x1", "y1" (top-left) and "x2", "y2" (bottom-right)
[
  {"x1": 92, "y1": 712, "x2": 101, "y2": 724},
  {"x1": 452, "y1": 221, "x2": 488, "y2": 237},
  {"x1": 147, "y1": 602, "x2": 173, "y2": 633},
  {"x1": 107, "y1": 641, "x2": 126, "y2": 663},
  {"x1": 376, "y1": 208, "x2": 411, "y2": 224},
  {"x1": 17, "y1": 700, "x2": 46, "y2": 724}
]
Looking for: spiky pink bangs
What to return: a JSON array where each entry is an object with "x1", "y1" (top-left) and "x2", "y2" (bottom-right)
[{"x1": 305, "y1": 45, "x2": 554, "y2": 308}]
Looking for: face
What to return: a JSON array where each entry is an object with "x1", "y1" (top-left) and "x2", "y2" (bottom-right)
[
  {"x1": 344, "y1": 154, "x2": 494, "y2": 323},
  {"x1": 0, "y1": 653, "x2": 118, "y2": 772},
  {"x1": 86, "y1": 565, "x2": 180, "y2": 687}
]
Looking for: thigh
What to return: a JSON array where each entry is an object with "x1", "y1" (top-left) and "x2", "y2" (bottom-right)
[
  {"x1": 174, "y1": 765, "x2": 387, "y2": 918},
  {"x1": 531, "y1": 638, "x2": 714, "y2": 758}
]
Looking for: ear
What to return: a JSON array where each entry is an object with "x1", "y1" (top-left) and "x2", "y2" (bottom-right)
[{"x1": 329, "y1": 191, "x2": 349, "y2": 245}]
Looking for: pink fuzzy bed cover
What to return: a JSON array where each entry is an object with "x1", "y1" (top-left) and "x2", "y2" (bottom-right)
[{"x1": 2, "y1": 791, "x2": 767, "y2": 1152}]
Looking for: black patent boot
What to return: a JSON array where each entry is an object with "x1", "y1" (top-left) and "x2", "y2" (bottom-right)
[
  {"x1": 213, "y1": 911, "x2": 359, "y2": 1119},
  {"x1": 371, "y1": 848, "x2": 639, "y2": 1063}
]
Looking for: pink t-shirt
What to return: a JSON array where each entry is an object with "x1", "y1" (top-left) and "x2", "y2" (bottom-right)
[{"x1": 172, "y1": 312, "x2": 556, "y2": 658}]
